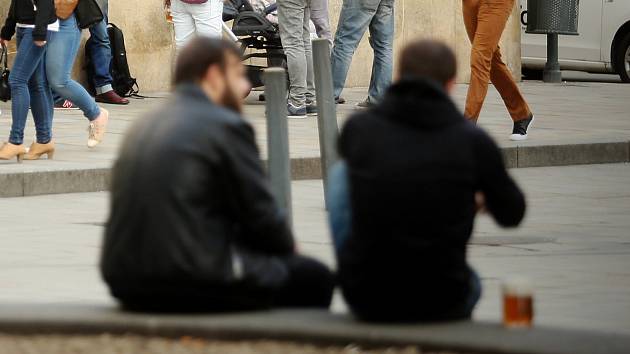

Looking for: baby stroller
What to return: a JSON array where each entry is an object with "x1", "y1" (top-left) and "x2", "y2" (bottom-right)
[{"x1": 223, "y1": 0, "x2": 287, "y2": 96}]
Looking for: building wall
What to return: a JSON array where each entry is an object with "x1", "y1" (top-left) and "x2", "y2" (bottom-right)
[{"x1": 0, "y1": 0, "x2": 521, "y2": 92}]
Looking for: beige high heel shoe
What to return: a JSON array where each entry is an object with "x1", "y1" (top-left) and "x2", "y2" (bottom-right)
[
  {"x1": 23, "y1": 141, "x2": 55, "y2": 160},
  {"x1": 0, "y1": 142, "x2": 27, "y2": 163},
  {"x1": 88, "y1": 108, "x2": 109, "y2": 148}
]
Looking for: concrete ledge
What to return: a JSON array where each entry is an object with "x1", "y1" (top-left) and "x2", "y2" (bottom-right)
[
  {"x1": 0, "y1": 304, "x2": 628, "y2": 354},
  {"x1": 1, "y1": 142, "x2": 629, "y2": 198}
]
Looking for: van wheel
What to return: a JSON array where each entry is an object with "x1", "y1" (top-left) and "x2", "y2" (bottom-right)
[{"x1": 614, "y1": 32, "x2": 630, "y2": 83}]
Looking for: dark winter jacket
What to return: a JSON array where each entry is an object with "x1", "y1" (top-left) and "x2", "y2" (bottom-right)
[
  {"x1": 1, "y1": 0, "x2": 57, "y2": 42},
  {"x1": 101, "y1": 84, "x2": 295, "y2": 305},
  {"x1": 337, "y1": 79, "x2": 526, "y2": 322}
]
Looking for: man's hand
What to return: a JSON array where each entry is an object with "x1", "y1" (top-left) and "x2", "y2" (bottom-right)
[
  {"x1": 34, "y1": 40, "x2": 46, "y2": 47},
  {"x1": 475, "y1": 191, "x2": 486, "y2": 214},
  {"x1": 0, "y1": 38, "x2": 8, "y2": 47}
]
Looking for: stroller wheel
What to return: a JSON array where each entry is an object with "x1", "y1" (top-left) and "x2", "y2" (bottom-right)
[{"x1": 259, "y1": 93, "x2": 266, "y2": 102}]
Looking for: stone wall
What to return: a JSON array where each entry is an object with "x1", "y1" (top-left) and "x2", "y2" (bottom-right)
[{"x1": 0, "y1": 0, "x2": 521, "y2": 92}]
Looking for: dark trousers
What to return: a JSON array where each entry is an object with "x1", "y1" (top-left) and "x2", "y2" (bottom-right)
[{"x1": 117, "y1": 255, "x2": 335, "y2": 313}]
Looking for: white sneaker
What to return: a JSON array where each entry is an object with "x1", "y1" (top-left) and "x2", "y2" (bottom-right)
[
  {"x1": 509, "y1": 115, "x2": 535, "y2": 141},
  {"x1": 87, "y1": 108, "x2": 109, "y2": 148}
]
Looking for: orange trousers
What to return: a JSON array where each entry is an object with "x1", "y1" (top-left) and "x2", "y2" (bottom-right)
[{"x1": 463, "y1": 0, "x2": 531, "y2": 123}]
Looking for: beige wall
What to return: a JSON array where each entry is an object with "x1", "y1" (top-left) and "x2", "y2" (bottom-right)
[{"x1": 0, "y1": 0, "x2": 521, "y2": 91}]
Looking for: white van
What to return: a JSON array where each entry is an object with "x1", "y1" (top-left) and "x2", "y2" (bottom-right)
[{"x1": 520, "y1": 0, "x2": 630, "y2": 82}]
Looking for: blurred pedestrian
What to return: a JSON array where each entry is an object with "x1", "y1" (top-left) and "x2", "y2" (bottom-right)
[
  {"x1": 101, "y1": 37, "x2": 334, "y2": 312},
  {"x1": 55, "y1": 0, "x2": 129, "y2": 108},
  {"x1": 0, "y1": 0, "x2": 56, "y2": 162},
  {"x1": 46, "y1": 5, "x2": 109, "y2": 148},
  {"x1": 278, "y1": 0, "x2": 317, "y2": 118},
  {"x1": 328, "y1": 40, "x2": 526, "y2": 322},
  {"x1": 330, "y1": 0, "x2": 393, "y2": 107},
  {"x1": 166, "y1": 0, "x2": 224, "y2": 51},
  {"x1": 463, "y1": 0, "x2": 534, "y2": 140}
]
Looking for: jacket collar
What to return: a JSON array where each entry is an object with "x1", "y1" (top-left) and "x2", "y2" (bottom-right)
[
  {"x1": 174, "y1": 83, "x2": 214, "y2": 104},
  {"x1": 375, "y1": 78, "x2": 465, "y2": 130}
]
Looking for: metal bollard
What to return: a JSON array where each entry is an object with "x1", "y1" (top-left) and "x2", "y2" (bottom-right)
[
  {"x1": 311, "y1": 38, "x2": 339, "y2": 206},
  {"x1": 543, "y1": 33, "x2": 562, "y2": 83},
  {"x1": 264, "y1": 68, "x2": 293, "y2": 227}
]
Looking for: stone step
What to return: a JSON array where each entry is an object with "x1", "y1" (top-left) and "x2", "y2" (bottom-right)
[
  {"x1": 0, "y1": 304, "x2": 628, "y2": 354},
  {"x1": 1, "y1": 141, "x2": 628, "y2": 198}
]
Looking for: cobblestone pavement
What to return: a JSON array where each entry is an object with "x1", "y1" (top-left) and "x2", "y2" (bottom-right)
[{"x1": 0, "y1": 163, "x2": 629, "y2": 334}]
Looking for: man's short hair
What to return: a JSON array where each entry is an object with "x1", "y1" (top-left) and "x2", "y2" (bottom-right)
[
  {"x1": 173, "y1": 37, "x2": 242, "y2": 86},
  {"x1": 398, "y1": 40, "x2": 457, "y2": 86}
]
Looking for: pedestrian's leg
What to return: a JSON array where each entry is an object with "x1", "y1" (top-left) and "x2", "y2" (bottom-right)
[
  {"x1": 7, "y1": 30, "x2": 45, "y2": 145},
  {"x1": 87, "y1": 16, "x2": 115, "y2": 94},
  {"x1": 366, "y1": 0, "x2": 394, "y2": 103},
  {"x1": 28, "y1": 51, "x2": 54, "y2": 144},
  {"x1": 278, "y1": 0, "x2": 308, "y2": 108},
  {"x1": 47, "y1": 15, "x2": 102, "y2": 121},
  {"x1": 304, "y1": 5, "x2": 316, "y2": 103},
  {"x1": 326, "y1": 161, "x2": 352, "y2": 254},
  {"x1": 273, "y1": 255, "x2": 335, "y2": 308},
  {"x1": 309, "y1": 0, "x2": 333, "y2": 46},
  {"x1": 191, "y1": 0, "x2": 224, "y2": 38},
  {"x1": 330, "y1": 0, "x2": 375, "y2": 99},
  {"x1": 463, "y1": 0, "x2": 514, "y2": 122},
  {"x1": 171, "y1": 0, "x2": 197, "y2": 50},
  {"x1": 490, "y1": 49, "x2": 531, "y2": 121}
]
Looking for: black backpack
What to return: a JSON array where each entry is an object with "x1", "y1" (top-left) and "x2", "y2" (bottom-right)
[{"x1": 86, "y1": 23, "x2": 139, "y2": 98}]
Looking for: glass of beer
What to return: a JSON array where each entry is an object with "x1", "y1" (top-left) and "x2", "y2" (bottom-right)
[{"x1": 502, "y1": 278, "x2": 534, "y2": 328}]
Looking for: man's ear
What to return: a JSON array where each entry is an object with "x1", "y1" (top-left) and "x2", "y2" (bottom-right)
[{"x1": 445, "y1": 78, "x2": 456, "y2": 94}]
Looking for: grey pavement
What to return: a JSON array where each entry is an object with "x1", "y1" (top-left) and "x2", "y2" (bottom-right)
[
  {"x1": 0, "y1": 163, "x2": 629, "y2": 335},
  {"x1": 0, "y1": 80, "x2": 629, "y2": 171}
]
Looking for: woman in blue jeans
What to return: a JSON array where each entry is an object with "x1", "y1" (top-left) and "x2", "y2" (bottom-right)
[
  {"x1": 0, "y1": 0, "x2": 58, "y2": 162},
  {"x1": 47, "y1": 13, "x2": 109, "y2": 148}
]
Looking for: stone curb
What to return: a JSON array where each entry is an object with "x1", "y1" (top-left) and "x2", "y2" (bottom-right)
[
  {"x1": 0, "y1": 304, "x2": 628, "y2": 354},
  {"x1": 1, "y1": 142, "x2": 629, "y2": 198}
]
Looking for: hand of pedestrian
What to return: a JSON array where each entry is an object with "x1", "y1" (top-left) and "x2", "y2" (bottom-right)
[
  {"x1": 0, "y1": 38, "x2": 7, "y2": 47},
  {"x1": 34, "y1": 40, "x2": 46, "y2": 47},
  {"x1": 475, "y1": 191, "x2": 486, "y2": 214}
]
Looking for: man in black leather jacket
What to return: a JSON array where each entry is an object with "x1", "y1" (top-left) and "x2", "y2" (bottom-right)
[{"x1": 101, "y1": 37, "x2": 334, "y2": 312}]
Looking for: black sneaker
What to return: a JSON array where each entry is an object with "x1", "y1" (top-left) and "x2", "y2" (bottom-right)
[
  {"x1": 509, "y1": 115, "x2": 535, "y2": 141},
  {"x1": 356, "y1": 98, "x2": 376, "y2": 109},
  {"x1": 287, "y1": 103, "x2": 307, "y2": 119},
  {"x1": 335, "y1": 96, "x2": 346, "y2": 104},
  {"x1": 306, "y1": 102, "x2": 318, "y2": 116}
]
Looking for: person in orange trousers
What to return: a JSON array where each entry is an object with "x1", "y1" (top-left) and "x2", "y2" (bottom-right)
[{"x1": 463, "y1": 0, "x2": 534, "y2": 141}]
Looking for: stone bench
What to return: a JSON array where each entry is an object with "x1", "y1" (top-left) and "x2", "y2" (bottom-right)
[{"x1": 0, "y1": 304, "x2": 628, "y2": 354}]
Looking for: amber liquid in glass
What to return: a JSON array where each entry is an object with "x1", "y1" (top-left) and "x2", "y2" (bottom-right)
[{"x1": 503, "y1": 293, "x2": 533, "y2": 328}]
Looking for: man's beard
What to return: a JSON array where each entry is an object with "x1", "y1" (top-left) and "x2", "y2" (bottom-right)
[{"x1": 220, "y1": 84, "x2": 243, "y2": 114}]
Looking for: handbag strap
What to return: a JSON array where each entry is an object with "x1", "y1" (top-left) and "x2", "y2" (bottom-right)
[{"x1": 1, "y1": 45, "x2": 7, "y2": 71}]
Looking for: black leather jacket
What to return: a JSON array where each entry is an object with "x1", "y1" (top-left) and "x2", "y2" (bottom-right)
[{"x1": 101, "y1": 84, "x2": 295, "y2": 300}]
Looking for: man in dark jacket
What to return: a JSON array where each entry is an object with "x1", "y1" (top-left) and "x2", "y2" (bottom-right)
[
  {"x1": 328, "y1": 40, "x2": 526, "y2": 322},
  {"x1": 101, "y1": 37, "x2": 334, "y2": 312}
]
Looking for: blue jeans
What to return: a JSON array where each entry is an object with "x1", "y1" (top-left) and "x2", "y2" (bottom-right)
[
  {"x1": 330, "y1": 0, "x2": 394, "y2": 103},
  {"x1": 87, "y1": 12, "x2": 113, "y2": 94},
  {"x1": 47, "y1": 14, "x2": 101, "y2": 121},
  {"x1": 8, "y1": 28, "x2": 53, "y2": 145},
  {"x1": 326, "y1": 161, "x2": 482, "y2": 319},
  {"x1": 326, "y1": 162, "x2": 352, "y2": 252}
]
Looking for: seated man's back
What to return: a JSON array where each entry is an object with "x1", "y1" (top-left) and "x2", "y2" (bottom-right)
[
  {"x1": 101, "y1": 38, "x2": 334, "y2": 312},
  {"x1": 332, "y1": 40, "x2": 526, "y2": 322}
]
